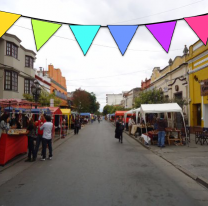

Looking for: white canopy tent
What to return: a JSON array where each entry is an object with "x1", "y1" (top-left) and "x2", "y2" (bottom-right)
[
  {"x1": 140, "y1": 103, "x2": 188, "y2": 145},
  {"x1": 124, "y1": 109, "x2": 134, "y2": 123},
  {"x1": 133, "y1": 108, "x2": 140, "y2": 124},
  {"x1": 124, "y1": 108, "x2": 140, "y2": 123}
]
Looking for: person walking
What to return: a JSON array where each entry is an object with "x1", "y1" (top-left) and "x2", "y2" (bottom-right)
[
  {"x1": 40, "y1": 115, "x2": 53, "y2": 161},
  {"x1": 34, "y1": 114, "x2": 46, "y2": 159},
  {"x1": 74, "y1": 116, "x2": 80, "y2": 135},
  {"x1": 157, "y1": 113, "x2": 167, "y2": 148},
  {"x1": 115, "y1": 116, "x2": 124, "y2": 143},
  {"x1": 25, "y1": 118, "x2": 36, "y2": 162},
  {"x1": 128, "y1": 117, "x2": 135, "y2": 135}
]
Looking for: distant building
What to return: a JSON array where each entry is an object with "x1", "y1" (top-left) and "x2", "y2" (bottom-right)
[
  {"x1": 35, "y1": 67, "x2": 51, "y2": 93},
  {"x1": 141, "y1": 78, "x2": 151, "y2": 90},
  {"x1": 106, "y1": 93, "x2": 123, "y2": 105},
  {"x1": 122, "y1": 88, "x2": 141, "y2": 108},
  {"x1": 0, "y1": 33, "x2": 36, "y2": 99},
  {"x1": 40, "y1": 64, "x2": 68, "y2": 106}
]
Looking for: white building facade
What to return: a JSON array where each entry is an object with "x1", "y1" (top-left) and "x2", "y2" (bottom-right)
[
  {"x1": 106, "y1": 94, "x2": 123, "y2": 105},
  {"x1": 35, "y1": 68, "x2": 51, "y2": 93}
]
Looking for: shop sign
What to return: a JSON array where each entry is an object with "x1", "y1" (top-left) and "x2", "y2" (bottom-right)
[{"x1": 201, "y1": 79, "x2": 208, "y2": 96}]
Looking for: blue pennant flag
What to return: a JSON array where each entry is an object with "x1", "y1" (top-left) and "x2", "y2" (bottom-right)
[
  {"x1": 108, "y1": 25, "x2": 138, "y2": 55},
  {"x1": 70, "y1": 25, "x2": 100, "y2": 55}
]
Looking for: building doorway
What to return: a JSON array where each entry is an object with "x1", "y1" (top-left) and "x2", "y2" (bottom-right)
[{"x1": 193, "y1": 104, "x2": 201, "y2": 126}]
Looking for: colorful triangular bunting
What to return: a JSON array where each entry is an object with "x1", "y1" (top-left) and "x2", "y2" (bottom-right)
[
  {"x1": 108, "y1": 25, "x2": 138, "y2": 55},
  {"x1": 146, "y1": 21, "x2": 177, "y2": 53},
  {"x1": 0, "y1": 11, "x2": 21, "y2": 37},
  {"x1": 31, "y1": 19, "x2": 62, "y2": 51},
  {"x1": 184, "y1": 15, "x2": 208, "y2": 45},
  {"x1": 69, "y1": 25, "x2": 100, "y2": 55}
]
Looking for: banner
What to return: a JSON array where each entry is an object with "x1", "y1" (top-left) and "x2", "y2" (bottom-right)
[
  {"x1": 31, "y1": 19, "x2": 62, "y2": 51},
  {"x1": 1, "y1": 11, "x2": 208, "y2": 55},
  {"x1": 70, "y1": 25, "x2": 100, "y2": 55},
  {"x1": 108, "y1": 25, "x2": 138, "y2": 55},
  {"x1": 146, "y1": 21, "x2": 177, "y2": 53},
  {"x1": 0, "y1": 11, "x2": 21, "y2": 37},
  {"x1": 184, "y1": 15, "x2": 208, "y2": 45}
]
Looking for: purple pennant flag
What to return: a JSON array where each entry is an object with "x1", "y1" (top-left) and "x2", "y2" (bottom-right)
[{"x1": 146, "y1": 21, "x2": 177, "y2": 53}]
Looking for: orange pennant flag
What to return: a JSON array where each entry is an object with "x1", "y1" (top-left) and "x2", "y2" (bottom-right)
[{"x1": 0, "y1": 11, "x2": 21, "y2": 37}]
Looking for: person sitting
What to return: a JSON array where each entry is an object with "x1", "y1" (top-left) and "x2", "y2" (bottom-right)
[{"x1": 128, "y1": 117, "x2": 135, "y2": 135}]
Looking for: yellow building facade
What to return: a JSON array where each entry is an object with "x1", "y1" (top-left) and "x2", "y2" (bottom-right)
[{"x1": 186, "y1": 41, "x2": 208, "y2": 128}]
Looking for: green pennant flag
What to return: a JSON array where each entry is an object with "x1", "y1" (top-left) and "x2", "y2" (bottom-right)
[{"x1": 31, "y1": 19, "x2": 61, "y2": 51}]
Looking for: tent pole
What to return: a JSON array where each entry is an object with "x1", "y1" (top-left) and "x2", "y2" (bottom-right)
[{"x1": 182, "y1": 114, "x2": 188, "y2": 147}]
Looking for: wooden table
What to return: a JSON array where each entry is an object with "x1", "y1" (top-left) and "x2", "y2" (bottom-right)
[{"x1": 165, "y1": 128, "x2": 182, "y2": 146}]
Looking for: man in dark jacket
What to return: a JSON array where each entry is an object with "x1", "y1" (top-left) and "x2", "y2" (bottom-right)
[
  {"x1": 115, "y1": 116, "x2": 124, "y2": 143},
  {"x1": 157, "y1": 113, "x2": 167, "y2": 147},
  {"x1": 74, "y1": 116, "x2": 80, "y2": 135}
]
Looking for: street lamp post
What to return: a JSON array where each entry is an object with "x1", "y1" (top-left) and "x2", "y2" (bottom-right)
[{"x1": 31, "y1": 80, "x2": 41, "y2": 111}]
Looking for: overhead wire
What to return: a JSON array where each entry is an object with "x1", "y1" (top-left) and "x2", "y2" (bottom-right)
[{"x1": 112, "y1": 0, "x2": 205, "y2": 24}]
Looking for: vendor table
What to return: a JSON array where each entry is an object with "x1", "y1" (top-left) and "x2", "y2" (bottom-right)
[
  {"x1": 165, "y1": 128, "x2": 182, "y2": 146},
  {"x1": 131, "y1": 125, "x2": 153, "y2": 136},
  {"x1": 148, "y1": 131, "x2": 158, "y2": 145},
  {"x1": 0, "y1": 133, "x2": 27, "y2": 165}
]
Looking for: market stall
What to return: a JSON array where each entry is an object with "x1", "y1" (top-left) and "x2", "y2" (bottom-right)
[
  {"x1": 140, "y1": 103, "x2": 188, "y2": 145},
  {"x1": 71, "y1": 111, "x2": 79, "y2": 128},
  {"x1": 46, "y1": 107, "x2": 63, "y2": 139},
  {"x1": 60, "y1": 109, "x2": 71, "y2": 129},
  {"x1": 115, "y1": 111, "x2": 127, "y2": 122},
  {"x1": 0, "y1": 130, "x2": 27, "y2": 165}
]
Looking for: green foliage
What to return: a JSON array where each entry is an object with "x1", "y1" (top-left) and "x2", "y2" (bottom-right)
[
  {"x1": 23, "y1": 90, "x2": 61, "y2": 107},
  {"x1": 134, "y1": 88, "x2": 188, "y2": 108},
  {"x1": 134, "y1": 89, "x2": 165, "y2": 108},
  {"x1": 103, "y1": 105, "x2": 130, "y2": 115},
  {"x1": 73, "y1": 89, "x2": 100, "y2": 113}
]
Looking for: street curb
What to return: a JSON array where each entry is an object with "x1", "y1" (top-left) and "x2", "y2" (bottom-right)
[
  {"x1": 0, "y1": 130, "x2": 77, "y2": 173},
  {"x1": 121, "y1": 125, "x2": 208, "y2": 189}
]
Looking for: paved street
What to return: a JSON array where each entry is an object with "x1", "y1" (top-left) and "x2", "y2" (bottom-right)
[{"x1": 0, "y1": 121, "x2": 208, "y2": 206}]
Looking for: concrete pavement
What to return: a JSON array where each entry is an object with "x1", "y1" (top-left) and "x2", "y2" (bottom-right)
[
  {"x1": 0, "y1": 120, "x2": 208, "y2": 206},
  {"x1": 126, "y1": 129, "x2": 208, "y2": 188}
]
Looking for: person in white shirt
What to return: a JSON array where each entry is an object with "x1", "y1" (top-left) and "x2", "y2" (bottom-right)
[
  {"x1": 128, "y1": 117, "x2": 135, "y2": 135},
  {"x1": 40, "y1": 115, "x2": 53, "y2": 161}
]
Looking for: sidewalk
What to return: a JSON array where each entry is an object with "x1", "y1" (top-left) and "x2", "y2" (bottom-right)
[
  {"x1": 125, "y1": 130, "x2": 208, "y2": 188},
  {"x1": 0, "y1": 130, "x2": 75, "y2": 186}
]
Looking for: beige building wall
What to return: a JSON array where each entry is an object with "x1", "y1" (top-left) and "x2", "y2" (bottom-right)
[
  {"x1": 150, "y1": 55, "x2": 189, "y2": 127},
  {"x1": 0, "y1": 33, "x2": 36, "y2": 99}
]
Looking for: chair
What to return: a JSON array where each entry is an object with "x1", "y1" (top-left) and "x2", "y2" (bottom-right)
[{"x1": 195, "y1": 131, "x2": 204, "y2": 145}]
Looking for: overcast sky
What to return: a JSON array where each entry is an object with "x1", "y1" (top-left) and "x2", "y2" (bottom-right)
[{"x1": 1, "y1": 0, "x2": 208, "y2": 111}]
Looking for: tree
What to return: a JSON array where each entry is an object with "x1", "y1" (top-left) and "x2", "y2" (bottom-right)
[
  {"x1": 88, "y1": 92, "x2": 100, "y2": 113},
  {"x1": 23, "y1": 90, "x2": 61, "y2": 107},
  {"x1": 73, "y1": 89, "x2": 91, "y2": 112},
  {"x1": 134, "y1": 89, "x2": 165, "y2": 108},
  {"x1": 103, "y1": 105, "x2": 131, "y2": 115}
]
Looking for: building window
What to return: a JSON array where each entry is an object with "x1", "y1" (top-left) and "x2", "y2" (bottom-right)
[
  {"x1": 25, "y1": 56, "x2": 34, "y2": 68},
  {"x1": 4, "y1": 70, "x2": 18, "y2": 91},
  {"x1": 24, "y1": 79, "x2": 34, "y2": 94},
  {"x1": 6, "y1": 42, "x2": 18, "y2": 59}
]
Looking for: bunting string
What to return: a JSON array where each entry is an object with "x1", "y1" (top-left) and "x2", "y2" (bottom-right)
[{"x1": 0, "y1": 10, "x2": 208, "y2": 55}]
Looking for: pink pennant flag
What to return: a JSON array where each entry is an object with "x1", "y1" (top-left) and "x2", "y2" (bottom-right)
[
  {"x1": 184, "y1": 15, "x2": 208, "y2": 45},
  {"x1": 146, "y1": 21, "x2": 177, "y2": 53}
]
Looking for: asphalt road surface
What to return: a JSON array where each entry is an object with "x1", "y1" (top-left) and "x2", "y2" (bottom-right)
[{"x1": 0, "y1": 120, "x2": 208, "y2": 206}]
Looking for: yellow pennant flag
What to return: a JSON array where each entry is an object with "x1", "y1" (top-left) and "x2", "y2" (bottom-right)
[{"x1": 0, "y1": 11, "x2": 21, "y2": 37}]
